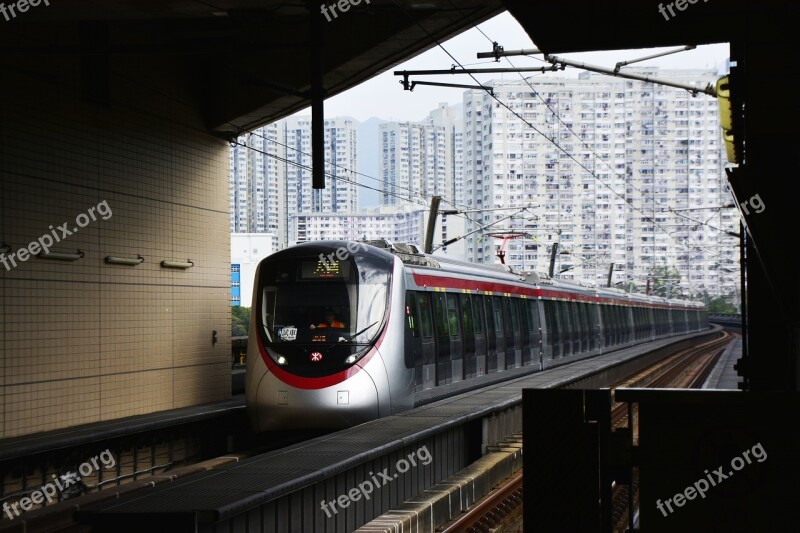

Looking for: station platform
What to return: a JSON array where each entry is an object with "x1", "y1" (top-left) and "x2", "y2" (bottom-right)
[
  {"x1": 76, "y1": 328, "x2": 720, "y2": 532},
  {"x1": 0, "y1": 396, "x2": 244, "y2": 462},
  {"x1": 702, "y1": 334, "x2": 743, "y2": 390}
]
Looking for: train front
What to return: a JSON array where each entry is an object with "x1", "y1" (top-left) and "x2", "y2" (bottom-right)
[{"x1": 246, "y1": 242, "x2": 395, "y2": 431}]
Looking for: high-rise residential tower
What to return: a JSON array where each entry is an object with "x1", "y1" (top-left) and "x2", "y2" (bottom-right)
[{"x1": 461, "y1": 69, "x2": 738, "y2": 297}]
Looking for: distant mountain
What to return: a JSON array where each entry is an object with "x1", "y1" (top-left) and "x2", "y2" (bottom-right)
[{"x1": 357, "y1": 117, "x2": 388, "y2": 209}]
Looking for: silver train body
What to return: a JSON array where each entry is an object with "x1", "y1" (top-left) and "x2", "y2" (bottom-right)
[{"x1": 246, "y1": 241, "x2": 708, "y2": 432}]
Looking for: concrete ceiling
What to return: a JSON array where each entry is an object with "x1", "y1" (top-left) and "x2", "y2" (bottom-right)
[
  {"x1": 503, "y1": 0, "x2": 793, "y2": 53},
  {"x1": 0, "y1": 0, "x2": 504, "y2": 135}
]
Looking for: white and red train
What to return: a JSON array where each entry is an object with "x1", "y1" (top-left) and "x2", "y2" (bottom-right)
[{"x1": 246, "y1": 240, "x2": 707, "y2": 431}]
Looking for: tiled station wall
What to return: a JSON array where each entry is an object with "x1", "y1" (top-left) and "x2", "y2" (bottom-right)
[{"x1": 0, "y1": 55, "x2": 231, "y2": 438}]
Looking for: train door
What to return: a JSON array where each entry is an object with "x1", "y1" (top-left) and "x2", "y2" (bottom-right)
[
  {"x1": 561, "y1": 301, "x2": 573, "y2": 356},
  {"x1": 431, "y1": 293, "x2": 451, "y2": 385},
  {"x1": 446, "y1": 293, "x2": 464, "y2": 382},
  {"x1": 543, "y1": 300, "x2": 560, "y2": 359},
  {"x1": 629, "y1": 306, "x2": 636, "y2": 343},
  {"x1": 587, "y1": 305, "x2": 600, "y2": 351},
  {"x1": 541, "y1": 300, "x2": 552, "y2": 359},
  {"x1": 404, "y1": 292, "x2": 424, "y2": 391},
  {"x1": 472, "y1": 295, "x2": 487, "y2": 376},
  {"x1": 578, "y1": 303, "x2": 589, "y2": 353},
  {"x1": 507, "y1": 298, "x2": 522, "y2": 368},
  {"x1": 528, "y1": 300, "x2": 543, "y2": 366},
  {"x1": 520, "y1": 299, "x2": 532, "y2": 366},
  {"x1": 570, "y1": 302, "x2": 581, "y2": 354},
  {"x1": 485, "y1": 297, "x2": 498, "y2": 373},
  {"x1": 492, "y1": 297, "x2": 507, "y2": 371},
  {"x1": 460, "y1": 294, "x2": 477, "y2": 379},
  {"x1": 600, "y1": 305, "x2": 610, "y2": 347},
  {"x1": 514, "y1": 299, "x2": 524, "y2": 366},
  {"x1": 416, "y1": 292, "x2": 436, "y2": 390}
]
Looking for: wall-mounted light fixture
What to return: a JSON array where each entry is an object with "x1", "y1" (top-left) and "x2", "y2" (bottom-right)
[
  {"x1": 38, "y1": 250, "x2": 85, "y2": 261},
  {"x1": 105, "y1": 255, "x2": 145, "y2": 266},
  {"x1": 161, "y1": 259, "x2": 194, "y2": 269},
  {"x1": 0, "y1": 242, "x2": 10, "y2": 254}
]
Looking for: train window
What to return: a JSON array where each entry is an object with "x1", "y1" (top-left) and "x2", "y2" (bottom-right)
[
  {"x1": 446, "y1": 293, "x2": 460, "y2": 338},
  {"x1": 432, "y1": 293, "x2": 447, "y2": 338},
  {"x1": 545, "y1": 301, "x2": 552, "y2": 335},
  {"x1": 492, "y1": 297, "x2": 504, "y2": 333},
  {"x1": 406, "y1": 292, "x2": 419, "y2": 339},
  {"x1": 460, "y1": 294, "x2": 474, "y2": 337},
  {"x1": 260, "y1": 253, "x2": 391, "y2": 346},
  {"x1": 404, "y1": 292, "x2": 420, "y2": 369},
  {"x1": 569, "y1": 302, "x2": 578, "y2": 352},
  {"x1": 528, "y1": 300, "x2": 541, "y2": 347},
  {"x1": 472, "y1": 295, "x2": 485, "y2": 335},
  {"x1": 528, "y1": 300, "x2": 540, "y2": 334},
  {"x1": 571, "y1": 302, "x2": 580, "y2": 338},
  {"x1": 555, "y1": 301, "x2": 564, "y2": 354},
  {"x1": 484, "y1": 297, "x2": 496, "y2": 334},
  {"x1": 418, "y1": 293, "x2": 434, "y2": 338},
  {"x1": 561, "y1": 302, "x2": 572, "y2": 350},
  {"x1": 510, "y1": 299, "x2": 520, "y2": 333},
  {"x1": 432, "y1": 293, "x2": 450, "y2": 360},
  {"x1": 603, "y1": 305, "x2": 612, "y2": 345},
  {"x1": 547, "y1": 300, "x2": 561, "y2": 356},
  {"x1": 519, "y1": 300, "x2": 533, "y2": 331},
  {"x1": 579, "y1": 303, "x2": 589, "y2": 349}
]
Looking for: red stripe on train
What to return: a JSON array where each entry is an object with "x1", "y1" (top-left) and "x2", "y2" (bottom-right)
[{"x1": 411, "y1": 273, "x2": 698, "y2": 310}]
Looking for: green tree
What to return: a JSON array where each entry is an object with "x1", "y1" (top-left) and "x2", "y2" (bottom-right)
[
  {"x1": 232, "y1": 306, "x2": 250, "y2": 337},
  {"x1": 617, "y1": 282, "x2": 639, "y2": 293},
  {"x1": 706, "y1": 296, "x2": 738, "y2": 313},
  {"x1": 648, "y1": 265, "x2": 682, "y2": 297}
]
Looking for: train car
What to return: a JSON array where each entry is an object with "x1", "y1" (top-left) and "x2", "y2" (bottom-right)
[{"x1": 246, "y1": 240, "x2": 708, "y2": 431}]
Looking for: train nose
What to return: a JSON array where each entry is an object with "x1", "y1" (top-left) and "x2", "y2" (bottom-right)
[
  {"x1": 245, "y1": 366, "x2": 269, "y2": 431},
  {"x1": 249, "y1": 362, "x2": 383, "y2": 431}
]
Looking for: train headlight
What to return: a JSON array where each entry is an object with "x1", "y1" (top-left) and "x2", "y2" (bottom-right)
[
  {"x1": 266, "y1": 348, "x2": 288, "y2": 366},
  {"x1": 345, "y1": 347, "x2": 370, "y2": 365}
]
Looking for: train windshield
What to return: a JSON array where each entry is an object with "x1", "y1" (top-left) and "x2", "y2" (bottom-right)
[{"x1": 259, "y1": 252, "x2": 392, "y2": 347}]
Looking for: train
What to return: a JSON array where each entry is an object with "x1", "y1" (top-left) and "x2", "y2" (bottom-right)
[{"x1": 246, "y1": 240, "x2": 708, "y2": 431}]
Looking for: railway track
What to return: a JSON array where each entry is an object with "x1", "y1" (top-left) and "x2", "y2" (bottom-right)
[
  {"x1": 439, "y1": 472, "x2": 523, "y2": 533},
  {"x1": 609, "y1": 330, "x2": 734, "y2": 532},
  {"x1": 437, "y1": 331, "x2": 735, "y2": 533}
]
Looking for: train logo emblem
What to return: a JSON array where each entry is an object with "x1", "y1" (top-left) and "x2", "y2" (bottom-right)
[{"x1": 310, "y1": 351, "x2": 323, "y2": 362}]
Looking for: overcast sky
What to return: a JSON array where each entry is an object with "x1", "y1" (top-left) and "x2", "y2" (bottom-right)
[{"x1": 312, "y1": 11, "x2": 729, "y2": 123}]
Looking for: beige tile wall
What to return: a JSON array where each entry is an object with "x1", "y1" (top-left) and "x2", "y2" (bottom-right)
[{"x1": 0, "y1": 55, "x2": 231, "y2": 439}]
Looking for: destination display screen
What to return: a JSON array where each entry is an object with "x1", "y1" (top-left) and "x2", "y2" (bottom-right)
[{"x1": 299, "y1": 258, "x2": 350, "y2": 280}]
